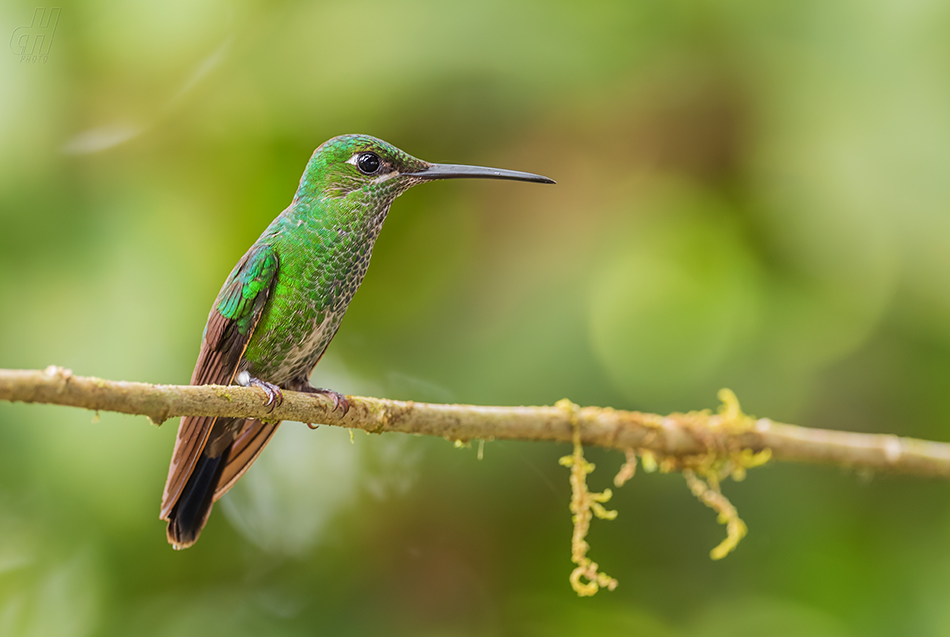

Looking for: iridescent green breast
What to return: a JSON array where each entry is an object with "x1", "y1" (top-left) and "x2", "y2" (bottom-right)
[{"x1": 240, "y1": 195, "x2": 393, "y2": 384}]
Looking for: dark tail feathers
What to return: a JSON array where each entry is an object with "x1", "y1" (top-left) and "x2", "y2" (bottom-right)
[{"x1": 166, "y1": 448, "x2": 229, "y2": 550}]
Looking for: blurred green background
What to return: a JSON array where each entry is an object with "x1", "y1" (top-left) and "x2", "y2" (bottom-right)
[{"x1": 2, "y1": 0, "x2": 950, "y2": 635}]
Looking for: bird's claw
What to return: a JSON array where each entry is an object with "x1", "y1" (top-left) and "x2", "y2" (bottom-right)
[
  {"x1": 299, "y1": 385, "x2": 350, "y2": 416},
  {"x1": 325, "y1": 390, "x2": 350, "y2": 415},
  {"x1": 241, "y1": 375, "x2": 283, "y2": 413},
  {"x1": 265, "y1": 386, "x2": 284, "y2": 412}
]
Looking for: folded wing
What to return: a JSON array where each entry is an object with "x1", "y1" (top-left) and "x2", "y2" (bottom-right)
[{"x1": 160, "y1": 243, "x2": 279, "y2": 520}]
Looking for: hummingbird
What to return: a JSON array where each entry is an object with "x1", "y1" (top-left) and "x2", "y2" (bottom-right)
[{"x1": 160, "y1": 134, "x2": 554, "y2": 549}]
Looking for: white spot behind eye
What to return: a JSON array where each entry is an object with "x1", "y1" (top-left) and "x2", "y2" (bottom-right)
[{"x1": 371, "y1": 171, "x2": 400, "y2": 184}]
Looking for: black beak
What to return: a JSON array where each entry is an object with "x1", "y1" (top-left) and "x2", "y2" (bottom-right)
[{"x1": 405, "y1": 163, "x2": 555, "y2": 184}]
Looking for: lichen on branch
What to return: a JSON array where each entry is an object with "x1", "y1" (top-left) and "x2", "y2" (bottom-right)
[
  {"x1": 557, "y1": 399, "x2": 618, "y2": 596},
  {"x1": 555, "y1": 390, "x2": 772, "y2": 596},
  {"x1": 643, "y1": 389, "x2": 772, "y2": 561}
]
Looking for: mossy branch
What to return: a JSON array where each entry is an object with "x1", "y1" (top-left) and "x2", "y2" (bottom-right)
[
  {"x1": 4, "y1": 366, "x2": 950, "y2": 596},
  {"x1": 3, "y1": 366, "x2": 948, "y2": 479}
]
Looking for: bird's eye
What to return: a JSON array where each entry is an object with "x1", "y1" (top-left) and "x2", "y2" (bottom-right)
[{"x1": 356, "y1": 152, "x2": 382, "y2": 175}]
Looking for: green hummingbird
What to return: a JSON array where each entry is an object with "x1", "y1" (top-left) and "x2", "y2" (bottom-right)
[{"x1": 160, "y1": 134, "x2": 554, "y2": 549}]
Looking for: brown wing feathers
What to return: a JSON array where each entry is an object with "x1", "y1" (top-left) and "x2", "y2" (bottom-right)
[
  {"x1": 160, "y1": 247, "x2": 279, "y2": 530},
  {"x1": 160, "y1": 309, "x2": 251, "y2": 518}
]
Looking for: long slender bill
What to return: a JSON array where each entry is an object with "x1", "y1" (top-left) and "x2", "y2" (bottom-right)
[{"x1": 405, "y1": 163, "x2": 555, "y2": 184}]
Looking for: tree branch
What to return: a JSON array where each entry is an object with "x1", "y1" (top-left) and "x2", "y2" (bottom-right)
[{"x1": 2, "y1": 366, "x2": 949, "y2": 479}]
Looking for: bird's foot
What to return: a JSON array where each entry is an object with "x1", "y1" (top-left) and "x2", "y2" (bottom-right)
[
  {"x1": 236, "y1": 371, "x2": 283, "y2": 412},
  {"x1": 297, "y1": 384, "x2": 350, "y2": 416}
]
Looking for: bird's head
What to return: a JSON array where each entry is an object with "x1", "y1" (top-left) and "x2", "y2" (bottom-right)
[{"x1": 294, "y1": 134, "x2": 554, "y2": 204}]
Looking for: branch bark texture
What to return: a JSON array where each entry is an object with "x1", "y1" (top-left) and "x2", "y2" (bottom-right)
[{"x1": 2, "y1": 366, "x2": 949, "y2": 479}]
